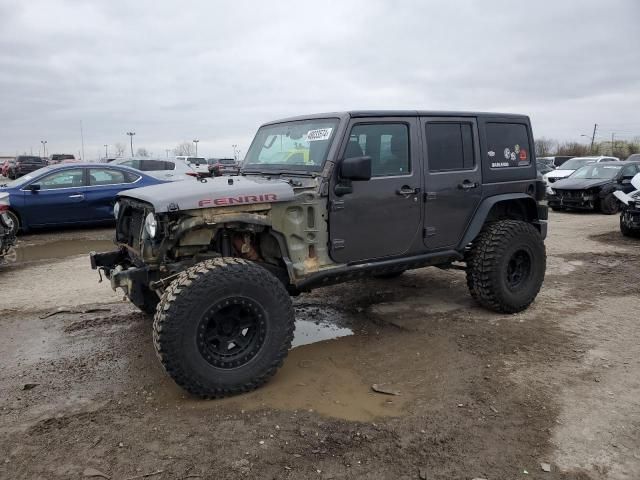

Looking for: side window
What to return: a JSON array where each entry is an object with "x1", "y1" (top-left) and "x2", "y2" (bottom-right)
[
  {"x1": 119, "y1": 160, "x2": 137, "y2": 169},
  {"x1": 425, "y1": 123, "x2": 474, "y2": 171},
  {"x1": 89, "y1": 168, "x2": 138, "y2": 186},
  {"x1": 347, "y1": 123, "x2": 409, "y2": 177},
  {"x1": 33, "y1": 169, "x2": 84, "y2": 190},
  {"x1": 486, "y1": 123, "x2": 531, "y2": 168}
]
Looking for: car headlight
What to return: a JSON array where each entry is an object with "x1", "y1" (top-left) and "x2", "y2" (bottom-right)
[
  {"x1": 113, "y1": 201, "x2": 120, "y2": 219},
  {"x1": 144, "y1": 212, "x2": 158, "y2": 238}
]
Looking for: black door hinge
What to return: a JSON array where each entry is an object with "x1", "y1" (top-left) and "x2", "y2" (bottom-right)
[
  {"x1": 330, "y1": 200, "x2": 345, "y2": 212},
  {"x1": 332, "y1": 239, "x2": 346, "y2": 249},
  {"x1": 423, "y1": 192, "x2": 437, "y2": 202},
  {"x1": 424, "y1": 227, "x2": 436, "y2": 237}
]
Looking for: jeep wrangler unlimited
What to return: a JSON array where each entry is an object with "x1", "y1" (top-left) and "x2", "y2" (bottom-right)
[{"x1": 91, "y1": 111, "x2": 547, "y2": 397}]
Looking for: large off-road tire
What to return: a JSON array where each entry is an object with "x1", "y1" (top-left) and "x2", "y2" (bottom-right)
[
  {"x1": 600, "y1": 193, "x2": 620, "y2": 215},
  {"x1": 153, "y1": 257, "x2": 295, "y2": 398},
  {"x1": 620, "y1": 214, "x2": 640, "y2": 238},
  {"x1": 466, "y1": 220, "x2": 546, "y2": 313}
]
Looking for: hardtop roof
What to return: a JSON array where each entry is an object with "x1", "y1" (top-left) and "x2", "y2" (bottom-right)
[{"x1": 264, "y1": 110, "x2": 530, "y2": 125}]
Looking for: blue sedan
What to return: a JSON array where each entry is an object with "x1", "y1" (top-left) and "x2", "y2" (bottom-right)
[{"x1": 0, "y1": 163, "x2": 166, "y2": 233}]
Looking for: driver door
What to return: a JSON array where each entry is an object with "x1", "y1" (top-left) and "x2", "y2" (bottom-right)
[
  {"x1": 21, "y1": 168, "x2": 88, "y2": 226},
  {"x1": 329, "y1": 117, "x2": 423, "y2": 263}
]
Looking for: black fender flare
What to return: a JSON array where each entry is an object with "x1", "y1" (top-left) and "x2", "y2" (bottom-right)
[{"x1": 458, "y1": 194, "x2": 542, "y2": 248}]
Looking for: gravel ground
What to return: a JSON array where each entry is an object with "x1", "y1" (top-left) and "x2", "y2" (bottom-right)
[{"x1": 0, "y1": 211, "x2": 639, "y2": 480}]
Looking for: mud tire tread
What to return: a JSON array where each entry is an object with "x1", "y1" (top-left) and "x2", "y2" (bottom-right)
[
  {"x1": 466, "y1": 220, "x2": 546, "y2": 313},
  {"x1": 153, "y1": 257, "x2": 294, "y2": 398}
]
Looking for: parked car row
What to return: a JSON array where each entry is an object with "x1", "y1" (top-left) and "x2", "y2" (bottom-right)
[
  {"x1": 0, "y1": 163, "x2": 166, "y2": 234},
  {"x1": 1, "y1": 154, "x2": 80, "y2": 179},
  {"x1": 547, "y1": 161, "x2": 640, "y2": 214}
]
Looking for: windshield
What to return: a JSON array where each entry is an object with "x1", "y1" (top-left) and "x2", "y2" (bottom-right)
[
  {"x1": 243, "y1": 118, "x2": 339, "y2": 172},
  {"x1": 570, "y1": 164, "x2": 622, "y2": 180},
  {"x1": 561, "y1": 158, "x2": 594, "y2": 170},
  {"x1": 1, "y1": 166, "x2": 52, "y2": 188}
]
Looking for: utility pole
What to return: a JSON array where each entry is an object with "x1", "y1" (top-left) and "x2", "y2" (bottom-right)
[
  {"x1": 590, "y1": 123, "x2": 597, "y2": 153},
  {"x1": 611, "y1": 132, "x2": 615, "y2": 156},
  {"x1": 127, "y1": 132, "x2": 136, "y2": 156},
  {"x1": 80, "y1": 121, "x2": 85, "y2": 161},
  {"x1": 193, "y1": 139, "x2": 199, "y2": 157},
  {"x1": 104, "y1": 144, "x2": 108, "y2": 158}
]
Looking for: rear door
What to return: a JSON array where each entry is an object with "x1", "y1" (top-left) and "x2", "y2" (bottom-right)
[
  {"x1": 86, "y1": 167, "x2": 142, "y2": 220},
  {"x1": 329, "y1": 116, "x2": 422, "y2": 263},
  {"x1": 21, "y1": 168, "x2": 88, "y2": 225},
  {"x1": 421, "y1": 117, "x2": 482, "y2": 249}
]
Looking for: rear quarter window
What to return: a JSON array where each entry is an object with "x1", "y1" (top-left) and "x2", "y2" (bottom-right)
[{"x1": 486, "y1": 123, "x2": 531, "y2": 169}]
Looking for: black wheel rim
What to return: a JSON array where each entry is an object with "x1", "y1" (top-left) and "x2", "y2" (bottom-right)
[
  {"x1": 506, "y1": 249, "x2": 532, "y2": 290},
  {"x1": 197, "y1": 297, "x2": 267, "y2": 369}
]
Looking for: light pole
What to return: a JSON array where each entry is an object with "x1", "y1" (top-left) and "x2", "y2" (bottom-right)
[
  {"x1": 165, "y1": 149, "x2": 170, "y2": 158},
  {"x1": 127, "y1": 132, "x2": 136, "y2": 156},
  {"x1": 193, "y1": 139, "x2": 199, "y2": 157},
  {"x1": 40, "y1": 140, "x2": 47, "y2": 158},
  {"x1": 232, "y1": 144, "x2": 238, "y2": 161},
  {"x1": 104, "y1": 144, "x2": 109, "y2": 158}
]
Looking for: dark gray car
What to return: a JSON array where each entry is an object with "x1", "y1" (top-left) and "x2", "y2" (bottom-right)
[{"x1": 92, "y1": 110, "x2": 548, "y2": 398}]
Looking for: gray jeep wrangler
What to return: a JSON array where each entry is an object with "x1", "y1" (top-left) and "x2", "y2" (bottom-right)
[{"x1": 91, "y1": 111, "x2": 547, "y2": 397}]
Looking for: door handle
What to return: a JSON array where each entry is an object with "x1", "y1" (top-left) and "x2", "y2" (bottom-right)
[
  {"x1": 458, "y1": 181, "x2": 478, "y2": 190},
  {"x1": 396, "y1": 186, "x2": 421, "y2": 196},
  {"x1": 69, "y1": 194, "x2": 84, "y2": 199}
]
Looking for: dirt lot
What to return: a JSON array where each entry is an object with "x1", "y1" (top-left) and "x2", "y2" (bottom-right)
[{"x1": 1, "y1": 212, "x2": 639, "y2": 480}]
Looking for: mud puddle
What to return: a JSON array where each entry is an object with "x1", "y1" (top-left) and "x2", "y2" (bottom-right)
[
  {"x1": 8, "y1": 239, "x2": 113, "y2": 265},
  {"x1": 292, "y1": 304, "x2": 353, "y2": 348}
]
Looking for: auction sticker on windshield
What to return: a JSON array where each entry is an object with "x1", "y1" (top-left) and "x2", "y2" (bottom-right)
[{"x1": 305, "y1": 128, "x2": 332, "y2": 142}]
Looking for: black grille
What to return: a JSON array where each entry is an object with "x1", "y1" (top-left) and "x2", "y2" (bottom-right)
[{"x1": 555, "y1": 190, "x2": 585, "y2": 198}]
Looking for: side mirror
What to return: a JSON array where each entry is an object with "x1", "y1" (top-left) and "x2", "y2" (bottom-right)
[
  {"x1": 340, "y1": 156, "x2": 372, "y2": 181},
  {"x1": 29, "y1": 184, "x2": 41, "y2": 192}
]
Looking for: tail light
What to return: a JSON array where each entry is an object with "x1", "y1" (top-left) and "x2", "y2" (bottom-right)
[{"x1": 0, "y1": 205, "x2": 9, "y2": 212}]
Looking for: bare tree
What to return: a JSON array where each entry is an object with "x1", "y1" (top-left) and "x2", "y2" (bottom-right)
[
  {"x1": 534, "y1": 137, "x2": 557, "y2": 157},
  {"x1": 136, "y1": 147, "x2": 150, "y2": 158},
  {"x1": 173, "y1": 142, "x2": 194, "y2": 156},
  {"x1": 114, "y1": 142, "x2": 127, "y2": 157}
]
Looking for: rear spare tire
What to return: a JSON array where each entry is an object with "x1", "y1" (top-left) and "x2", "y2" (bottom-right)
[
  {"x1": 153, "y1": 257, "x2": 295, "y2": 398},
  {"x1": 466, "y1": 220, "x2": 546, "y2": 313}
]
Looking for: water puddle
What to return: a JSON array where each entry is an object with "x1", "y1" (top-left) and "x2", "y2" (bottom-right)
[
  {"x1": 292, "y1": 304, "x2": 353, "y2": 347},
  {"x1": 185, "y1": 305, "x2": 409, "y2": 421},
  {"x1": 8, "y1": 239, "x2": 113, "y2": 264}
]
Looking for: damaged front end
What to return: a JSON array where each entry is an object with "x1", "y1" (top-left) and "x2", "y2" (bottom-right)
[
  {"x1": 0, "y1": 209, "x2": 16, "y2": 264},
  {"x1": 621, "y1": 198, "x2": 640, "y2": 233},
  {"x1": 547, "y1": 188, "x2": 598, "y2": 210}
]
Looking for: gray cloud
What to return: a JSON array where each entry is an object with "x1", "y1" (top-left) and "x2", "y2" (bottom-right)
[{"x1": 1, "y1": 0, "x2": 639, "y2": 159}]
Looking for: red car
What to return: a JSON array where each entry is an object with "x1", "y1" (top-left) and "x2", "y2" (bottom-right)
[{"x1": 1, "y1": 158, "x2": 15, "y2": 178}]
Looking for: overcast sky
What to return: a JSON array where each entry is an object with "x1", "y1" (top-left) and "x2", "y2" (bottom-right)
[{"x1": 1, "y1": 0, "x2": 638, "y2": 159}]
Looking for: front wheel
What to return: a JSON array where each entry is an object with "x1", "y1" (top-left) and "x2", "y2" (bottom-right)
[
  {"x1": 620, "y1": 214, "x2": 640, "y2": 238},
  {"x1": 466, "y1": 220, "x2": 546, "y2": 313},
  {"x1": 153, "y1": 258, "x2": 295, "y2": 398},
  {"x1": 600, "y1": 193, "x2": 620, "y2": 214}
]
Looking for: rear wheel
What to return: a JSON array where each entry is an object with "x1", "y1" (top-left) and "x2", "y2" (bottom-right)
[
  {"x1": 600, "y1": 193, "x2": 620, "y2": 214},
  {"x1": 466, "y1": 220, "x2": 546, "y2": 313},
  {"x1": 153, "y1": 258, "x2": 295, "y2": 398}
]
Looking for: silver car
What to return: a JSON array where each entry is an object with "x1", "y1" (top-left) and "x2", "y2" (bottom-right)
[{"x1": 111, "y1": 158, "x2": 198, "y2": 181}]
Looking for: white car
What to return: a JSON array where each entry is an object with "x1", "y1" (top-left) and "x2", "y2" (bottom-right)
[
  {"x1": 112, "y1": 158, "x2": 199, "y2": 181},
  {"x1": 175, "y1": 156, "x2": 210, "y2": 175},
  {"x1": 543, "y1": 156, "x2": 619, "y2": 194}
]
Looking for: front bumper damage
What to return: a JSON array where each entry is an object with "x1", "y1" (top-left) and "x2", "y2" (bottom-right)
[
  {"x1": 90, "y1": 249, "x2": 152, "y2": 305},
  {"x1": 622, "y1": 205, "x2": 640, "y2": 231},
  {"x1": 547, "y1": 191, "x2": 597, "y2": 210}
]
